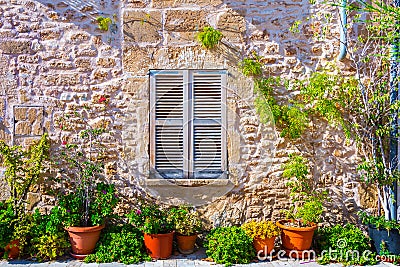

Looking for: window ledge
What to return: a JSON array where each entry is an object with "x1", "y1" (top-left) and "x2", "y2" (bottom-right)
[{"x1": 141, "y1": 178, "x2": 231, "y2": 187}]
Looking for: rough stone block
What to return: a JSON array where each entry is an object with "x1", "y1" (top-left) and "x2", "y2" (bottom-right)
[
  {"x1": 217, "y1": 11, "x2": 246, "y2": 43},
  {"x1": 40, "y1": 29, "x2": 61, "y2": 40},
  {"x1": 14, "y1": 107, "x2": 27, "y2": 121},
  {"x1": 75, "y1": 57, "x2": 93, "y2": 71},
  {"x1": 123, "y1": 0, "x2": 149, "y2": 8},
  {"x1": 165, "y1": 10, "x2": 207, "y2": 32},
  {"x1": 97, "y1": 57, "x2": 116, "y2": 68},
  {"x1": 0, "y1": 39, "x2": 32, "y2": 54},
  {"x1": 122, "y1": 46, "x2": 152, "y2": 75},
  {"x1": 15, "y1": 121, "x2": 32, "y2": 135},
  {"x1": 153, "y1": 0, "x2": 222, "y2": 7},
  {"x1": 123, "y1": 11, "x2": 162, "y2": 43}
]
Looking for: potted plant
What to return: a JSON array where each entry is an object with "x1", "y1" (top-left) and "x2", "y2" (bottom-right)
[
  {"x1": 57, "y1": 182, "x2": 118, "y2": 259},
  {"x1": 358, "y1": 211, "x2": 400, "y2": 255},
  {"x1": 241, "y1": 220, "x2": 280, "y2": 256},
  {"x1": 0, "y1": 133, "x2": 49, "y2": 259},
  {"x1": 171, "y1": 206, "x2": 202, "y2": 254},
  {"x1": 53, "y1": 96, "x2": 119, "y2": 259},
  {"x1": 127, "y1": 204, "x2": 175, "y2": 259},
  {"x1": 276, "y1": 154, "x2": 326, "y2": 258}
]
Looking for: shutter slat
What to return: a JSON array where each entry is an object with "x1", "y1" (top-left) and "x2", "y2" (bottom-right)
[
  {"x1": 193, "y1": 125, "x2": 222, "y2": 173},
  {"x1": 155, "y1": 125, "x2": 184, "y2": 178},
  {"x1": 156, "y1": 75, "x2": 184, "y2": 120},
  {"x1": 193, "y1": 74, "x2": 222, "y2": 120}
]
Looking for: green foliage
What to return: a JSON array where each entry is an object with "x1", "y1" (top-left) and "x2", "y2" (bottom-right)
[
  {"x1": 0, "y1": 134, "x2": 49, "y2": 215},
  {"x1": 254, "y1": 72, "x2": 353, "y2": 140},
  {"x1": 205, "y1": 226, "x2": 256, "y2": 266},
  {"x1": 96, "y1": 16, "x2": 113, "y2": 31},
  {"x1": 58, "y1": 183, "x2": 119, "y2": 227},
  {"x1": 0, "y1": 201, "x2": 15, "y2": 248},
  {"x1": 241, "y1": 220, "x2": 280, "y2": 239},
  {"x1": 196, "y1": 26, "x2": 222, "y2": 49},
  {"x1": 282, "y1": 154, "x2": 327, "y2": 225},
  {"x1": 358, "y1": 211, "x2": 400, "y2": 230},
  {"x1": 170, "y1": 206, "x2": 202, "y2": 236},
  {"x1": 127, "y1": 204, "x2": 175, "y2": 234},
  {"x1": 84, "y1": 224, "x2": 151, "y2": 264},
  {"x1": 315, "y1": 224, "x2": 378, "y2": 265},
  {"x1": 239, "y1": 57, "x2": 263, "y2": 77},
  {"x1": 29, "y1": 207, "x2": 69, "y2": 261},
  {"x1": 55, "y1": 101, "x2": 118, "y2": 227}
]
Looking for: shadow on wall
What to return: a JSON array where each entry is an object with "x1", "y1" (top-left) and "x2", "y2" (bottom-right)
[
  {"x1": 223, "y1": 0, "x2": 338, "y2": 72},
  {"x1": 34, "y1": 0, "x2": 121, "y2": 48}
]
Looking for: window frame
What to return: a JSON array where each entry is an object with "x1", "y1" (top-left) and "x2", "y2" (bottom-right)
[{"x1": 149, "y1": 69, "x2": 227, "y2": 180}]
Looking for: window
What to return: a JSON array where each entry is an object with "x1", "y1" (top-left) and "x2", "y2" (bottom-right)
[{"x1": 149, "y1": 70, "x2": 227, "y2": 179}]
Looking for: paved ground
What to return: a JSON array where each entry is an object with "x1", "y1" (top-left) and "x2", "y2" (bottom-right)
[
  {"x1": 0, "y1": 259, "x2": 396, "y2": 267},
  {"x1": 0, "y1": 249, "x2": 396, "y2": 267}
]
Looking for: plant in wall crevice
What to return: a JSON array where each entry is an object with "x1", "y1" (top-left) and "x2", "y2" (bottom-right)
[
  {"x1": 196, "y1": 26, "x2": 223, "y2": 49},
  {"x1": 96, "y1": 14, "x2": 117, "y2": 32}
]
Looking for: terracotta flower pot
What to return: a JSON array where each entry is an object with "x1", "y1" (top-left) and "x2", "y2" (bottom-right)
[
  {"x1": 253, "y1": 236, "x2": 276, "y2": 255},
  {"x1": 143, "y1": 232, "x2": 174, "y2": 259},
  {"x1": 276, "y1": 219, "x2": 317, "y2": 258},
  {"x1": 4, "y1": 239, "x2": 19, "y2": 259},
  {"x1": 65, "y1": 225, "x2": 105, "y2": 259},
  {"x1": 176, "y1": 234, "x2": 197, "y2": 254}
]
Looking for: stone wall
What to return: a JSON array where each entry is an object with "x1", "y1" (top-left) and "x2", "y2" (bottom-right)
[{"x1": 0, "y1": 0, "x2": 376, "y2": 226}]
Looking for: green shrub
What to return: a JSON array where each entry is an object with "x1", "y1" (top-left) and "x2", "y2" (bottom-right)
[
  {"x1": 29, "y1": 207, "x2": 70, "y2": 261},
  {"x1": 0, "y1": 201, "x2": 15, "y2": 248},
  {"x1": 205, "y1": 226, "x2": 255, "y2": 266},
  {"x1": 315, "y1": 224, "x2": 378, "y2": 265},
  {"x1": 84, "y1": 224, "x2": 151, "y2": 264},
  {"x1": 239, "y1": 57, "x2": 263, "y2": 77}
]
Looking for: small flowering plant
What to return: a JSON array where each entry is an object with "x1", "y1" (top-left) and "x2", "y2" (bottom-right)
[
  {"x1": 170, "y1": 206, "x2": 202, "y2": 236},
  {"x1": 127, "y1": 204, "x2": 175, "y2": 234},
  {"x1": 59, "y1": 183, "x2": 118, "y2": 227},
  {"x1": 54, "y1": 94, "x2": 119, "y2": 227},
  {"x1": 241, "y1": 220, "x2": 280, "y2": 240}
]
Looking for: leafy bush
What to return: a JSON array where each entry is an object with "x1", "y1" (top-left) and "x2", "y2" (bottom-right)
[
  {"x1": 170, "y1": 206, "x2": 202, "y2": 236},
  {"x1": 241, "y1": 220, "x2": 280, "y2": 239},
  {"x1": 0, "y1": 201, "x2": 15, "y2": 248},
  {"x1": 127, "y1": 204, "x2": 174, "y2": 234},
  {"x1": 358, "y1": 211, "x2": 400, "y2": 230},
  {"x1": 84, "y1": 224, "x2": 151, "y2": 264},
  {"x1": 196, "y1": 26, "x2": 222, "y2": 49},
  {"x1": 282, "y1": 154, "x2": 327, "y2": 226},
  {"x1": 205, "y1": 226, "x2": 255, "y2": 266},
  {"x1": 315, "y1": 224, "x2": 378, "y2": 265},
  {"x1": 239, "y1": 57, "x2": 262, "y2": 77},
  {"x1": 29, "y1": 207, "x2": 70, "y2": 261},
  {"x1": 58, "y1": 182, "x2": 119, "y2": 227}
]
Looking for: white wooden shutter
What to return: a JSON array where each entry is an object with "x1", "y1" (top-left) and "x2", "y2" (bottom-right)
[
  {"x1": 150, "y1": 70, "x2": 187, "y2": 179},
  {"x1": 150, "y1": 70, "x2": 227, "y2": 179},
  {"x1": 192, "y1": 70, "x2": 227, "y2": 179}
]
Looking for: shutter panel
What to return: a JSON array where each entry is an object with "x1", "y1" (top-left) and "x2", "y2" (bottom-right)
[
  {"x1": 150, "y1": 71, "x2": 185, "y2": 179},
  {"x1": 192, "y1": 71, "x2": 227, "y2": 179}
]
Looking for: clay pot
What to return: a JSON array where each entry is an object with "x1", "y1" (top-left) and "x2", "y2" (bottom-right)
[
  {"x1": 143, "y1": 232, "x2": 174, "y2": 259},
  {"x1": 176, "y1": 234, "x2": 197, "y2": 254},
  {"x1": 65, "y1": 225, "x2": 105, "y2": 259},
  {"x1": 4, "y1": 239, "x2": 19, "y2": 259},
  {"x1": 276, "y1": 220, "x2": 317, "y2": 258},
  {"x1": 253, "y1": 236, "x2": 276, "y2": 255}
]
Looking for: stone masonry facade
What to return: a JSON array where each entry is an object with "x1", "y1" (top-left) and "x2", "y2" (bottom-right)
[{"x1": 0, "y1": 0, "x2": 376, "y2": 226}]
